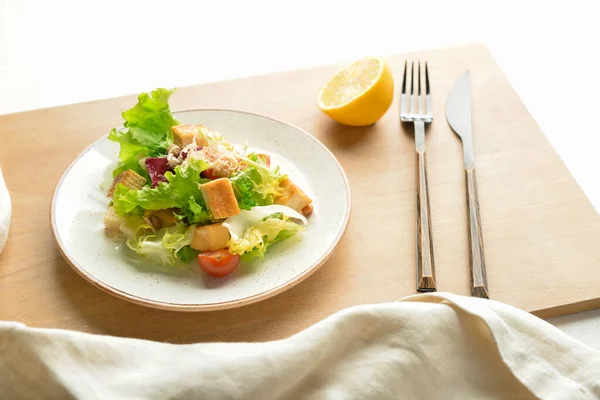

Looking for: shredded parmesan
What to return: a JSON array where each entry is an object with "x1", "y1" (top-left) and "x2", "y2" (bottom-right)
[
  {"x1": 186, "y1": 143, "x2": 241, "y2": 178},
  {"x1": 166, "y1": 153, "x2": 180, "y2": 169}
]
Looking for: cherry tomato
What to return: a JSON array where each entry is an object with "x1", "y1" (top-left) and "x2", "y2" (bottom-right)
[
  {"x1": 257, "y1": 154, "x2": 271, "y2": 167},
  {"x1": 201, "y1": 168, "x2": 219, "y2": 180},
  {"x1": 198, "y1": 249, "x2": 240, "y2": 277}
]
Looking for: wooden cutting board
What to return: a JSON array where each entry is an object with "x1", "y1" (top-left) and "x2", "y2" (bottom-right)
[{"x1": 1, "y1": 44, "x2": 599, "y2": 344}]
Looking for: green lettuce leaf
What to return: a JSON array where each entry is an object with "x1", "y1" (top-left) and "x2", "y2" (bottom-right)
[
  {"x1": 231, "y1": 167, "x2": 270, "y2": 210},
  {"x1": 122, "y1": 220, "x2": 194, "y2": 266},
  {"x1": 112, "y1": 158, "x2": 212, "y2": 224},
  {"x1": 222, "y1": 205, "x2": 307, "y2": 261},
  {"x1": 230, "y1": 155, "x2": 285, "y2": 210},
  {"x1": 108, "y1": 88, "x2": 179, "y2": 178},
  {"x1": 176, "y1": 245, "x2": 199, "y2": 263},
  {"x1": 110, "y1": 140, "x2": 148, "y2": 178},
  {"x1": 235, "y1": 217, "x2": 303, "y2": 262}
]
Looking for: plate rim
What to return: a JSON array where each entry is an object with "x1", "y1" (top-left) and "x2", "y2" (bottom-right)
[{"x1": 50, "y1": 108, "x2": 352, "y2": 312}]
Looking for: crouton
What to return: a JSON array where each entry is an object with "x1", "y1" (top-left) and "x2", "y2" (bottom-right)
[
  {"x1": 199, "y1": 178, "x2": 240, "y2": 219},
  {"x1": 276, "y1": 178, "x2": 312, "y2": 212},
  {"x1": 190, "y1": 223, "x2": 230, "y2": 252},
  {"x1": 172, "y1": 124, "x2": 209, "y2": 147},
  {"x1": 104, "y1": 207, "x2": 122, "y2": 237},
  {"x1": 143, "y1": 209, "x2": 178, "y2": 229},
  {"x1": 107, "y1": 169, "x2": 146, "y2": 197},
  {"x1": 301, "y1": 203, "x2": 314, "y2": 217}
]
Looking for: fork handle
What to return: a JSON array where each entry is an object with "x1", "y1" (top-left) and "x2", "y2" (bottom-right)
[
  {"x1": 465, "y1": 168, "x2": 489, "y2": 298},
  {"x1": 416, "y1": 148, "x2": 436, "y2": 292}
]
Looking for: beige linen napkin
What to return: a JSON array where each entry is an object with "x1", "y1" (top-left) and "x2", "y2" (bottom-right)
[{"x1": 1, "y1": 292, "x2": 599, "y2": 400}]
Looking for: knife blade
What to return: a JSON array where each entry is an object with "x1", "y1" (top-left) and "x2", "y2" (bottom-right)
[
  {"x1": 446, "y1": 72, "x2": 475, "y2": 169},
  {"x1": 445, "y1": 71, "x2": 489, "y2": 299}
]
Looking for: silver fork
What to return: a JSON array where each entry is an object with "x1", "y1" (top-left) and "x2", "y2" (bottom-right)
[{"x1": 400, "y1": 61, "x2": 436, "y2": 292}]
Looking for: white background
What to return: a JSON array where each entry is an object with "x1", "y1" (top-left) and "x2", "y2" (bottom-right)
[{"x1": 1, "y1": 0, "x2": 600, "y2": 348}]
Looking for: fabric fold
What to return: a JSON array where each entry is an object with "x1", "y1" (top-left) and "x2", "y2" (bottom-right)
[{"x1": 1, "y1": 293, "x2": 599, "y2": 399}]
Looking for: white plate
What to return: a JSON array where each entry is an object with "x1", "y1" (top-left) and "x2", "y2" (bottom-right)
[{"x1": 51, "y1": 109, "x2": 351, "y2": 311}]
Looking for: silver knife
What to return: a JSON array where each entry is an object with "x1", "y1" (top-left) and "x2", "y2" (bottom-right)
[{"x1": 445, "y1": 71, "x2": 489, "y2": 299}]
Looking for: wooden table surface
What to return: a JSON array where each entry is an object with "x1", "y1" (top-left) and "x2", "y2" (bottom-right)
[{"x1": 1, "y1": 44, "x2": 600, "y2": 344}]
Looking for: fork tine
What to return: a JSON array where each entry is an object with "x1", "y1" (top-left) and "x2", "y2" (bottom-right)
[
  {"x1": 417, "y1": 61, "x2": 422, "y2": 114},
  {"x1": 425, "y1": 62, "x2": 432, "y2": 116},
  {"x1": 400, "y1": 60, "x2": 407, "y2": 116},
  {"x1": 401, "y1": 60, "x2": 407, "y2": 95},
  {"x1": 409, "y1": 61, "x2": 415, "y2": 114}
]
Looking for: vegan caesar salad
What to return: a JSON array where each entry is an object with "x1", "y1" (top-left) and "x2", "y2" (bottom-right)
[{"x1": 103, "y1": 89, "x2": 313, "y2": 277}]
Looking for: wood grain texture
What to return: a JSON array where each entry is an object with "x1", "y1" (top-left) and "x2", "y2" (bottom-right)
[
  {"x1": 416, "y1": 149, "x2": 436, "y2": 291},
  {"x1": 1, "y1": 44, "x2": 600, "y2": 344},
  {"x1": 465, "y1": 168, "x2": 489, "y2": 298}
]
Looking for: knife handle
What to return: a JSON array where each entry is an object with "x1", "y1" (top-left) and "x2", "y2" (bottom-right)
[
  {"x1": 465, "y1": 168, "x2": 489, "y2": 298},
  {"x1": 416, "y1": 149, "x2": 436, "y2": 292}
]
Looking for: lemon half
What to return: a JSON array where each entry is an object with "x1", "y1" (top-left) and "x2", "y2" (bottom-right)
[{"x1": 318, "y1": 56, "x2": 394, "y2": 126}]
